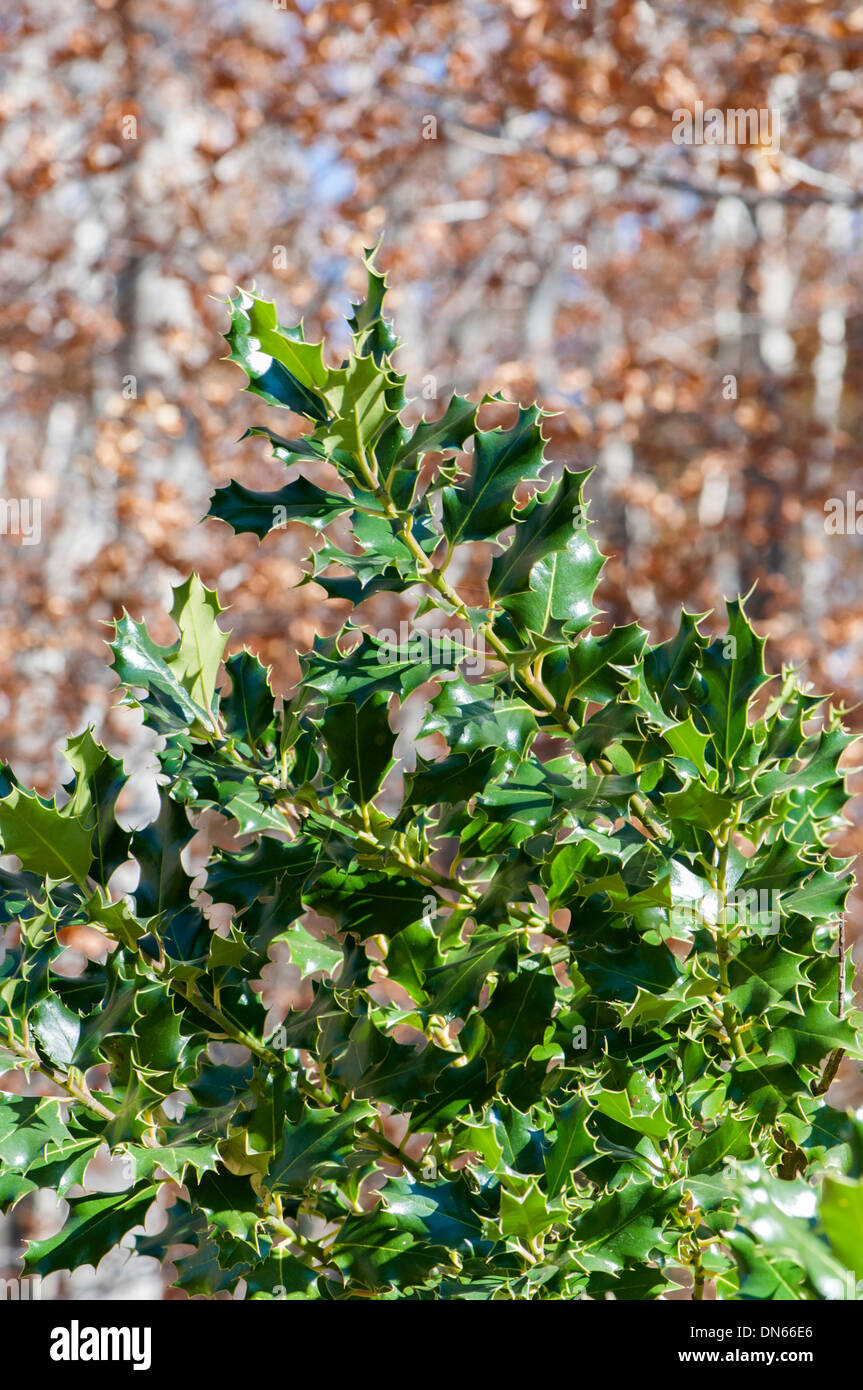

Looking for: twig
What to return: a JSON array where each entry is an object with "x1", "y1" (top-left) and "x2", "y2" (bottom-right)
[{"x1": 2, "y1": 1028, "x2": 116, "y2": 1122}]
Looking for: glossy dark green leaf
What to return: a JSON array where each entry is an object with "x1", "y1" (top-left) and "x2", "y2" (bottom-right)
[
  {"x1": 222, "y1": 650, "x2": 276, "y2": 744},
  {"x1": 208, "y1": 477, "x2": 354, "y2": 538},
  {"x1": 24, "y1": 1187, "x2": 159, "y2": 1276},
  {"x1": 267, "y1": 1101, "x2": 373, "y2": 1190},
  {"x1": 321, "y1": 693, "x2": 396, "y2": 804},
  {"x1": 0, "y1": 789, "x2": 93, "y2": 887},
  {"x1": 442, "y1": 405, "x2": 549, "y2": 545}
]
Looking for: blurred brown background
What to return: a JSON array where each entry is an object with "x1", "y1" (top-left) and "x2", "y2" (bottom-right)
[
  {"x1": 4, "y1": 0, "x2": 863, "y2": 779},
  {"x1": 2, "y1": 0, "x2": 863, "y2": 1290}
]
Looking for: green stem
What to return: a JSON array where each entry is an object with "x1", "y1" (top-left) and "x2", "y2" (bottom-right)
[
  {"x1": 712, "y1": 819, "x2": 746, "y2": 1061},
  {"x1": 170, "y1": 980, "x2": 284, "y2": 1071},
  {"x1": 361, "y1": 1128, "x2": 424, "y2": 1177},
  {"x1": 2, "y1": 1027, "x2": 116, "y2": 1122},
  {"x1": 692, "y1": 1250, "x2": 706, "y2": 1301}
]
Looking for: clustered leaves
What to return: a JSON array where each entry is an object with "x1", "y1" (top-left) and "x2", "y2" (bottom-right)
[{"x1": 1, "y1": 251, "x2": 861, "y2": 1300}]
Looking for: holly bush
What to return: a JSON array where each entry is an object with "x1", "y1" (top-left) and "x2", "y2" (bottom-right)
[{"x1": 1, "y1": 250, "x2": 862, "y2": 1301}]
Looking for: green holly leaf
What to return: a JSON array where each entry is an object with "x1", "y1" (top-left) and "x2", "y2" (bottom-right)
[
  {"x1": 30, "y1": 996, "x2": 81, "y2": 1066},
  {"x1": 110, "y1": 609, "x2": 212, "y2": 735},
  {"x1": 208, "y1": 476, "x2": 354, "y2": 538},
  {"x1": 123, "y1": 1140, "x2": 222, "y2": 1186},
  {"x1": 403, "y1": 749, "x2": 497, "y2": 810},
  {"x1": 328, "y1": 1208, "x2": 448, "y2": 1291},
  {"x1": 395, "y1": 392, "x2": 481, "y2": 472},
  {"x1": 423, "y1": 678, "x2": 538, "y2": 766},
  {"x1": 347, "y1": 241, "x2": 401, "y2": 365},
  {"x1": 168, "y1": 576, "x2": 229, "y2": 715},
  {"x1": 687, "y1": 1117, "x2": 755, "y2": 1176},
  {"x1": 222, "y1": 651, "x2": 275, "y2": 745},
  {"x1": 442, "y1": 405, "x2": 549, "y2": 545},
  {"x1": 130, "y1": 790, "x2": 196, "y2": 919},
  {"x1": 302, "y1": 630, "x2": 462, "y2": 707},
  {"x1": 664, "y1": 782, "x2": 736, "y2": 832},
  {"x1": 727, "y1": 938, "x2": 807, "y2": 1016},
  {"x1": 724, "y1": 1163, "x2": 849, "y2": 1300},
  {"x1": 316, "y1": 353, "x2": 404, "y2": 466},
  {"x1": 693, "y1": 598, "x2": 770, "y2": 772},
  {"x1": 570, "y1": 1180, "x2": 682, "y2": 1266},
  {"x1": 224, "y1": 289, "x2": 329, "y2": 420},
  {"x1": 761, "y1": 998, "x2": 863, "y2": 1069},
  {"x1": 0, "y1": 788, "x2": 93, "y2": 887},
  {"x1": 499, "y1": 1181, "x2": 564, "y2": 1240},
  {"x1": 267, "y1": 1101, "x2": 373, "y2": 1190},
  {"x1": 225, "y1": 786, "x2": 293, "y2": 838},
  {"x1": 661, "y1": 717, "x2": 713, "y2": 779},
  {"x1": 488, "y1": 469, "x2": 600, "y2": 615},
  {"x1": 62, "y1": 729, "x2": 129, "y2": 882},
  {"x1": 24, "y1": 1187, "x2": 159, "y2": 1276},
  {"x1": 279, "y1": 923, "x2": 343, "y2": 978},
  {"x1": 544, "y1": 1097, "x2": 597, "y2": 1196},
  {"x1": 592, "y1": 1072, "x2": 674, "y2": 1142},
  {"x1": 321, "y1": 693, "x2": 396, "y2": 804},
  {"x1": 482, "y1": 967, "x2": 556, "y2": 1078}
]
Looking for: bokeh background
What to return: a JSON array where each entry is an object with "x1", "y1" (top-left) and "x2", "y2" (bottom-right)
[{"x1": 2, "y1": 0, "x2": 863, "y2": 1295}]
